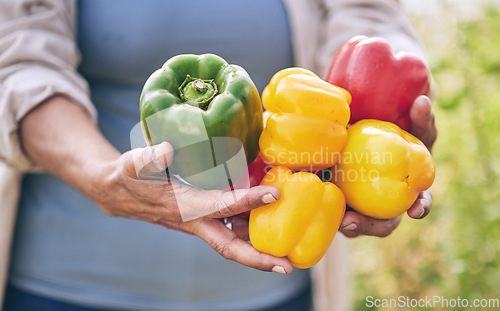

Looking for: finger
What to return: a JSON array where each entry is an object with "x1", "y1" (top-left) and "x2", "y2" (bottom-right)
[
  {"x1": 407, "y1": 189, "x2": 432, "y2": 219},
  {"x1": 339, "y1": 210, "x2": 401, "y2": 238},
  {"x1": 207, "y1": 185, "x2": 280, "y2": 218},
  {"x1": 340, "y1": 228, "x2": 360, "y2": 238},
  {"x1": 194, "y1": 218, "x2": 293, "y2": 273},
  {"x1": 228, "y1": 217, "x2": 250, "y2": 241},
  {"x1": 129, "y1": 142, "x2": 174, "y2": 179},
  {"x1": 173, "y1": 184, "x2": 280, "y2": 221},
  {"x1": 409, "y1": 95, "x2": 437, "y2": 150}
]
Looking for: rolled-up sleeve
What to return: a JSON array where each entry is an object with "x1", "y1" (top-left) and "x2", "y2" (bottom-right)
[
  {"x1": 0, "y1": 0, "x2": 97, "y2": 172},
  {"x1": 315, "y1": 0, "x2": 427, "y2": 78}
]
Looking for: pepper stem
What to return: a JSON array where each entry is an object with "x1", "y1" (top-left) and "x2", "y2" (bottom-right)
[
  {"x1": 179, "y1": 75, "x2": 218, "y2": 109},
  {"x1": 193, "y1": 79, "x2": 207, "y2": 92}
]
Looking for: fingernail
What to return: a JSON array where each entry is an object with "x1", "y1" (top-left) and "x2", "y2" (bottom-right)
[
  {"x1": 417, "y1": 208, "x2": 426, "y2": 219},
  {"x1": 152, "y1": 150, "x2": 166, "y2": 171},
  {"x1": 342, "y1": 223, "x2": 357, "y2": 231},
  {"x1": 272, "y1": 266, "x2": 286, "y2": 274},
  {"x1": 262, "y1": 193, "x2": 278, "y2": 204},
  {"x1": 153, "y1": 145, "x2": 163, "y2": 161}
]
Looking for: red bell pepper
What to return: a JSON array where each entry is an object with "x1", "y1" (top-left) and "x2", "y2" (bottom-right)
[
  {"x1": 246, "y1": 153, "x2": 269, "y2": 188},
  {"x1": 326, "y1": 35, "x2": 431, "y2": 130}
]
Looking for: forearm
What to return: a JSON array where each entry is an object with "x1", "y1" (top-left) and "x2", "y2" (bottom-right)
[{"x1": 19, "y1": 96, "x2": 120, "y2": 197}]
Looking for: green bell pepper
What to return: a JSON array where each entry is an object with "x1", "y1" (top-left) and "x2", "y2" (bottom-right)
[{"x1": 140, "y1": 53, "x2": 263, "y2": 189}]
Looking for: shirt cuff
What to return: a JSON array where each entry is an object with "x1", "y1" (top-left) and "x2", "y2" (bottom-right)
[{"x1": 0, "y1": 65, "x2": 97, "y2": 172}]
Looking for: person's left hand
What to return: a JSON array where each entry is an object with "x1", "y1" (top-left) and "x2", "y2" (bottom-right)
[{"x1": 340, "y1": 95, "x2": 437, "y2": 238}]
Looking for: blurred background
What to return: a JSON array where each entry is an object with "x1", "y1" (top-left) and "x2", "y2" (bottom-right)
[{"x1": 350, "y1": 0, "x2": 500, "y2": 309}]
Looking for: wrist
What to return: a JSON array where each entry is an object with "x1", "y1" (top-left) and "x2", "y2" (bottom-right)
[{"x1": 83, "y1": 157, "x2": 122, "y2": 209}]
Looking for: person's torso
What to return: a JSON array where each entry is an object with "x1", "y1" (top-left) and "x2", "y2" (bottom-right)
[{"x1": 9, "y1": 1, "x2": 309, "y2": 310}]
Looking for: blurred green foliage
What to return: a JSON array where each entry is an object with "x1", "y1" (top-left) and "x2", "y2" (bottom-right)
[{"x1": 350, "y1": 4, "x2": 500, "y2": 310}]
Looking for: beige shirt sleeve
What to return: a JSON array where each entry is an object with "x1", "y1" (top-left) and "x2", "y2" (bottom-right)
[
  {"x1": 0, "y1": 162, "x2": 21, "y2": 306},
  {"x1": 284, "y1": 0, "x2": 427, "y2": 79},
  {"x1": 0, "y1": 0, "x2": 97, "y2": 172},
  {"x1": 313, "y1": 0, "x2": 427, "y2": 78}
]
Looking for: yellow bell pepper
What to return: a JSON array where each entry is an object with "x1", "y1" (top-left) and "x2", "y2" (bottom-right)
[
  {"x1": 259, "y1": 68, "x2": 351, "y2": 171},
  {"x1": 335, "y1": 120, "x2": 435, "y2": 219},
  {"x1": 249, "y1": 166, "x2": 346, "y2": 269}
]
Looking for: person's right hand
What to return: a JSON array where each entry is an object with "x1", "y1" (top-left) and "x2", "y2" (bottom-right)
[
  {"x1": 91, "y1": 142, "x2": 292, "y2": 275},
  {"x1": 339, "y1": 95, "x2": 436, "y2": 238}
]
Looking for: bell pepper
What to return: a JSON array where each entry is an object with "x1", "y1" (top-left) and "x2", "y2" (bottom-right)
[
  {"x1": 326, "y1": 36, "x2": 431, "y2": 131},
  {"x1": 249, "y1": 166, "x2": 346, "y2": 269},
  {"x1": 259, "y1": 68, "x2": 351, "y2": 171},
  {"x1": 140, "y1": 54, "x2": 263, "y2": 189},
  {"x1": 246, "y1": 153, "x2": 269, "y2": 188},
  {"x1": 335, "y1": 120, "x2": 435, "y2": 219}
]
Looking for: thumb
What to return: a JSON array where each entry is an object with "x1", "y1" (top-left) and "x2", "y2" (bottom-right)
[
  {"x1": 207, "y1": 185, "x2": 281, "y2": 218},
  {"x1": 409, "y1": 95, "x2": 437, "y2": 150},
  {"x1": 173, "y1": 184, "x2": 281, "y2": 221},
  {"x1": 128, "y1": 142, "x2": 174, "y2": 179}
]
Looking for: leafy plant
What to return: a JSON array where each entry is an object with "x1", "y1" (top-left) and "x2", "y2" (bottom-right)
[{"x1": 351, "y1": 4, "x2": 500, "y2": 310}]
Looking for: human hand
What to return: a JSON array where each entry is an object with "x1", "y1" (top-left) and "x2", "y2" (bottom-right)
[
  {"x1": 91, "y1": 142, "x2": 292, "y2": 274},
  {"x1": 339, "y1": 95, "x2": 437, "y2": 238}
]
